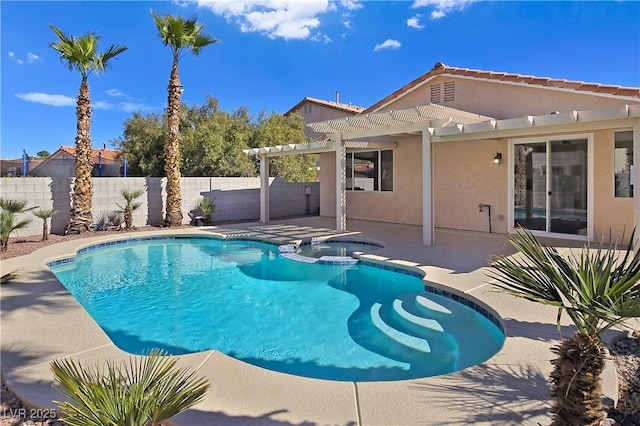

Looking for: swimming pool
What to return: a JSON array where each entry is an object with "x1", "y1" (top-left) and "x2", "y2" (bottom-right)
[{"x1": 50, "y1": 237, "x2": 504, "y2": 382}]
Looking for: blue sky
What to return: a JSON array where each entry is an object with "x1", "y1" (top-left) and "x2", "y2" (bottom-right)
[{"x1": 2, "y1": 0, "x2": 639, "y2": 160}]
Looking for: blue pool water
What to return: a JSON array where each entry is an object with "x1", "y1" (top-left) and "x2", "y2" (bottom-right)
[{"x1": 50, "y1": 237, "x2": 504, "y2": 382}]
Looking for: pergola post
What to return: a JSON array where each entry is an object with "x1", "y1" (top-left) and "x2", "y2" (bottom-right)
[
  {"x1": 633, "y1": 118, "x2": 640, "y2": 240},
  {"x1": 259, "y1": 154, "x2": 270, "y2": 224},
  {"x1": 422, "y1": 129, "x2": 434, "y2": 245},
  {"x1": 335, "y1": 134, "x2": 346, "y2": 232}
]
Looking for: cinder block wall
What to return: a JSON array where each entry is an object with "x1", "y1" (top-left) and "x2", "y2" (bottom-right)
[
  {"x1": 0, "y1": 177, "x2": 56, "y2": 237},
  {"x1": 0, "y1": 177, "x2": 320, "y2": 236},
  {"x1": 92, "y1": 178, "x2": 149, "y2": 229}
]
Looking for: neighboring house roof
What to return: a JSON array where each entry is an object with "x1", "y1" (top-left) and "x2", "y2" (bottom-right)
[
  {"x1": 58, "y1": 146, "x2": 122, "y2": 163},
  {"x1": 0, "y1": 158, "x2": 45, "y2": 175},
  {"x1": 28, "y1": 146, "x2": 123, "y2": 176},
  {"x1": 286, "y1": 97, "x2": 366, "y2": 116},
  {"x1": 364, "y1": 62, "x2": 640, "y2": 113}
]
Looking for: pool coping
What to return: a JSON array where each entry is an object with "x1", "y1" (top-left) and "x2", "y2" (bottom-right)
[{"x1": 0, "y1": 223, "x2": 622, "y2": 426}]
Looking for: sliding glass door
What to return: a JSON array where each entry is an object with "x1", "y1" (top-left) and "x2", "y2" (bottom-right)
[{"x1": 513, "y1": 138, "x2": 589, "y2": 237}]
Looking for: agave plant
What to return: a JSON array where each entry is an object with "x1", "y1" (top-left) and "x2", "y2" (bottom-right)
[
  {"x1": 488, "y1": 228, "x2": 640, "y2": 425},
  {"x1": 32, "y1": 207, "x2": 58, "y2": 241},
  {"x1": 117, "y1": 188, "x2": 145, "y2": 230},
  {"x1": 0, "y1": 198, "x2": 33, "y2": 252},
  {"x1": 51, "y1": 349, "x2": 210, "y2": 426}
]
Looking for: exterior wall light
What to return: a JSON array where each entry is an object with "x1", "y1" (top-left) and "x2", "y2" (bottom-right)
[{"x1": 493, "y1": 152, "x2": 502, "y2": 164}]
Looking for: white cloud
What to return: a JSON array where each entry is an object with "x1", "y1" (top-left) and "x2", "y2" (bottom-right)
[
  {"x1": 92, "y1": 100, "x2": 154, "y2": 113},
  {"x1": 374, "y1": 39, "x2": 401, "y2": 52},
  {"x1": 407, "y1": 15, "x2": 424, "y2": 29},
  {"x1": 16, "y1": 92, "x2": 154, "y2": 113},
  {"x1": 16, "y1": 93, "x2": 75, "y2": 107},
  {"x1": 105, "y1": 88, "x2": 134, "y2": 100},
  {"x1": 339, "y1": 0, "x2": 362, "y2": 10},
  {"x1": 311, "y1": 33, "x2": 333, "y2": 43},
  {"x1": 343, "y1": 19, "x2": 351, "y2": 28},
  {"x1": 196, "y1": 0, "x2": 333, "y2": 40},
  {"x1": 9, "y1": 51, "x2": 42, "y2": 65},
  {"x1": 26, "y1": 52, "x2": 42, "y2": 63},
  {"x1": 412, "y1": 0, "x2": 477, "y2": 19},
  {"x1": 8, "y1": 51, "x2": 23, "y2": 65}
]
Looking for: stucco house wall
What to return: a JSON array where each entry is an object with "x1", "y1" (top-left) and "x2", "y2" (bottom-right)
[
  {"x1": 29, "y1": 152, "x2": 76, "y2": 178},
  {"x1": 289, "y1": 98, "x2": 365, "y2": 140},
  {"x1": 319, "y1": 138, "x2": 423, "y2": 225},
  {"x1": 592, "y1": 128, "x2": 635, "y2": 241},
  {"x1": 316, "y1": 70, "x2": 638, "y2": 243},
  {"x1": 433, "y1": 138, "x2": 509, "y2": 233}
]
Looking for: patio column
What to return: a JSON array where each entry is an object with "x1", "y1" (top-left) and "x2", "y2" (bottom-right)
[
  {"x1": 260, "y1": 154, "x2": 269, "y2": 224},
  {"x1": 335, "y1": 134, "x2": 346, "y2": 232},
  {"x1": 633, "y1": 118, "x2": 640, "y2": 239},
  {"x1": 422, "y1": 129, "x2": 434, "y2": 245}
]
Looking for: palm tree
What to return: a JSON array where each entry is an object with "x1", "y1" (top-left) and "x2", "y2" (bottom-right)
[
  {"x1": 117, "y1": 188, "x2": 145, "y2": 230},
  {"x1": 49, "y1": 25, "x2": 127, "y2": 233},
  {"x1": 51, "y1": 349, "x2": 210, "y2": 426},
  {"x1": 488, "y1": 228, "x2": 640, "y2": 425},
  {"x1": 152, "y1": 12, "x2": 218, "y2": 227},
  {"x1": 0, "y1": 198, "x2": 33, "y2": 252},
  {"x1": 32, "y1": 207, "x2": 58, "y2": 241}
]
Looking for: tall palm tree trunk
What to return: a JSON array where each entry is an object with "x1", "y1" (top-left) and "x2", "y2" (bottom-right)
[
  {"x1": 70, "y1": 76, "x2": 94, "y2": 232},
  {"x1": 550, "y1": 332, "x2": 606, "y2": 426},
  {"x1": 165, "y1": 58, "x2": 183, "y2": 226}
]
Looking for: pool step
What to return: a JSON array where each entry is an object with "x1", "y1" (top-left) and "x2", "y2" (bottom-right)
[
  {"x1": 370, "y1": 303, "x2": 431, "y2": 353},
  {"x1": 415, "y1": 293, "x2": 452, "y2": 316},
  {"x1": 392, "y1": 299, "x2": 444, "y2": 333}
]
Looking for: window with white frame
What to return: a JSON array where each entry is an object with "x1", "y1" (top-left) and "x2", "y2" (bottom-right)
[
  {"x1": 614, "y1": 130, "x2": 634, "y2": 197},
  {"x1": 345, "y1": 150, "x2": 393, "y2": 192}
]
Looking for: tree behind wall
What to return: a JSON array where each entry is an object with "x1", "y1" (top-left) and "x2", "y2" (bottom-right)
[
  {"x1": 49, "y1": 25, "x2": 127, "y2": 233},
  {"x1": 250, "y1": 112, "x2": 318, "y2": 182}
]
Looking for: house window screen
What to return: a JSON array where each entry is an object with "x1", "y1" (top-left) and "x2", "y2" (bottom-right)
[
  {"x1": 345, "y1": 150, "x2": 393, "y2": 192},
  {"x1": 614, "y1": 130, "x2": 634, "y2": 197}
]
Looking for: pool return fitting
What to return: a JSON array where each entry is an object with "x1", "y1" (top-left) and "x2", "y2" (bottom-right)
[{"x1": 478, "y1": 203, "x2": 492, "y2": 233}]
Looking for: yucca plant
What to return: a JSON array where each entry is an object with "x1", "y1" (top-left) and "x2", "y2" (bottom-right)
[
  {"x1": 199, "y1": 196, "x2": 215, "y2": 225},
  {"x1": 0, "y1": 198, "x2": 33, "y2": 252},
  {"x1": 51, "y1": 349, "x2": 210, "y2": 426},
  {"x1": 488, "y1": 228, "x2": 640, "y2": 426},
  {"x1": 117, "y1": 188, "x2": 145, "y2": 230},
  {"x1": 32, "y1": 207, "x2": 58, "y2": 241}
]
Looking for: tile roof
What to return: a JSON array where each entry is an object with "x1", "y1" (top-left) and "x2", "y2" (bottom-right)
[
  {"x1": 364, "y1": 62, "x2": 640, "y2": 113},
  {"x1": 286, "y1": 97, "x2": 365, "y2": 115},
  {"x1": 59, "y1": 146, "x2": 122, "y2": 163}
]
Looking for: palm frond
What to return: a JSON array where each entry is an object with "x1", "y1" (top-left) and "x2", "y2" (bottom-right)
[
  {"x1": 51, "y1": 349, "x2": 210, "y2": 426},
  {"x1": 49, "y1": 24, "x2": 127, "y2": 77},
  {"x1": 152, "y1": 12, "x2": 218, "y2": 59},
  {"x1": 489, "y1": 227, "x2": 640, "y2": 336},
  {"x1": 32, "y1": 207, "x2": 58, "y2": 219},
  {"x1": 0, "y1": 197, "x2": 32, "y2": 213}
]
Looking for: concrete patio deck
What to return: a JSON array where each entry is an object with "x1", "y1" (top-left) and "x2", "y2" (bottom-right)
[{"x1": 0, "y1": 216, "x2": 622, "y2": 425}]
